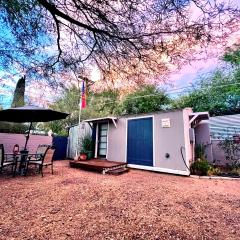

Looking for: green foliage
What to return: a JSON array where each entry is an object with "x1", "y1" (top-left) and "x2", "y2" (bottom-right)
[
  {"x1": 229, "y1": 167, "x2": 240, "y2": 176},
  {"x1": 12, "y1": 76, "x2": 25, "y2": 107},
  {"x1": 81, "y1": 90, "x2": 120, "y2": 119},
  {"x1": 1, "y1": 0, "x2": 238, "y2": 86},
  {"x1": 173, "y1": 68, "x2": 240, "y2": 116},
  {"x1": 81, "y1": 134, "x2": 93, "y2": 152},
  {"x1": 207, "y1": 166, "x2": 221, "y2": 176},
  {"x1": 43, "y1": 87, "x2": 120, "y2": 135},
  {"x1": 217, "y1": 138, "x2": 240, "y2": 168},
  {"x1": 80, "y1": 134, "x2": 94, "y2": 159},
  {"x1": 195, "y1": 144, "x2": 207, "y2": 160},
  {"x1": 42, "y1": 86, "x2": 80, "y2": 136},
  {"x1": 223, "y1": 45, "x2": 240, "y2": 66},
  {"x1": 190, "y1": 159, "x2": 210, "y2": 176},
  {"x1": 0, "y1": 122, "x2": 28, "y2": 134},
  {"x1": 43, "y1": 84, "x2": 169, "y2": 135},
  {"x1": 173, "y1": 46, "x2": 240, "y2": 116},
  {"x1": 118, "y1": 85, "x2": 170, "y2": 115},
  {"x1": 191, "y1": 144, "x2": 210, "y2": 175},
  {"x1": 45, "y1": 120, "x2": 67, "y2": 136}
]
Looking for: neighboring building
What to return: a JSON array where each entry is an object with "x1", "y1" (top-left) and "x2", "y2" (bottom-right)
[
  {"x1": 68, "y1": 108, "x2": 209, "y2": 175},
  {"x1": 209, "y1": 114, "x2": 240, "y2": 165},
  {"x1": 67, "y1": 122, "x2": 92, "y2": 159},
  {"x1": 194, "y1": 114, "x2": 240, "y2": 165},
  {"x1": 209, "y1": 114, "x2": 240, "y2": 140}
]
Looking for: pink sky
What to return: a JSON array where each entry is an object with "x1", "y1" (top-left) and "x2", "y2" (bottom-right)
[
  {"x1": 169, "y1": 0, "x2": 240, "y2": 88},
  {"x1": 169, "y1": 35, "x2": 239, "y2": 89},
  {"x1": 169, "y1": 57, "x2": 219, "y2": 88},
  {"x1": 0, "y1": 0, "x2": 239, "y2": 107}
]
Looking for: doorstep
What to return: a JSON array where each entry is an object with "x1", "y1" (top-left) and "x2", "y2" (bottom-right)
[{"x1": 190, "y1": 175, "x2": 240, "y2": 180}]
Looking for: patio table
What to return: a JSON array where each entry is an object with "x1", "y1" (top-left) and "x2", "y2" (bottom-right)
[
  {"x1": 20, "y1": 152, "x2": 44, "y2": 176},
  {"x1": 6, "y1": 151, "x2": 39, "y2": 176},
  {"x1": 18, "y1": 150, "x2": 29, "y2": 175}
]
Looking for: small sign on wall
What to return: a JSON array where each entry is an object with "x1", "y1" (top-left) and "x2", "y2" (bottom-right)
[{"x1": 161, "y1": 118, "x2": 171, "y2": 128}]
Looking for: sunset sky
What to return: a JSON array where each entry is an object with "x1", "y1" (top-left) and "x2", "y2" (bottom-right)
[{"x1": 0, "y1": 0, "x2": 239, "y2": 108}]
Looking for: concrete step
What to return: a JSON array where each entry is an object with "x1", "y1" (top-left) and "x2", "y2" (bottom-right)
[{"x1": 106, "y1": 168, "x2": 129, "y2": 175}]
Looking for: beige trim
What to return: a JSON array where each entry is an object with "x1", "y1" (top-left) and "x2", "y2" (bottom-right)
[
  {"x1": 189, "y1": 112, "x2": 209, "y2": 126},
  {"x1": 106, "y1": 122, "x2": 109, "y2": 159},
  {"x1": 127, "y1": 164, "x2": 190, "y2": 176},
  {"x1": 84, "y1": 117, "x2": 117, "y2": 123},
  {"x1": 94, "y1": 124, "x2": 98, "y2": 158},
  {"x1": 183, "y1": 109, "x2": 193, "y2": 168}
]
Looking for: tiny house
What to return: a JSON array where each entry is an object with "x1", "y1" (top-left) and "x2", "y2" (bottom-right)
[{"x1": 81, "y1": 108, "x2": 209, "y2": 176}]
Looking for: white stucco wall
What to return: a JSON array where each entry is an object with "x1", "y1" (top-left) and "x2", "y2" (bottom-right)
[{"x1": 107, "y1": 109, "x2": 191, "y2": 174}]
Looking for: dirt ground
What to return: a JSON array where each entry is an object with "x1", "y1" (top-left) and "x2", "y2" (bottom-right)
[{"x1": 0, "y1": 161, "x2": 239, "y2": 240}]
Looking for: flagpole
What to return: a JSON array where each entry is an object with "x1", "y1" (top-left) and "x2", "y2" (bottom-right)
[
  {"x1": 77, "y1": 96, "x2": 82, "y2": 156},
  {"x1": 76, "y1": 78, "x2": 87, "y2": 157},
  {"x1": 76, "y1": 81, "x2": 83, "y2": 157}
]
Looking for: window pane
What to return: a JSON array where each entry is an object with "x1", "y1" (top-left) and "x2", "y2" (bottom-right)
[
  {"x1": 101, "y1": 124, "x2": 108, "y2": 130},
  {"x1": 100, "y1": 136, "x2": 107, "y2": 142},
  {"x1": 100, "y1": 130, "x2": 107, "y2": 136},
  {"x1": 99, "y1": 149, "x2": 106, "y2": 155},
  {"x1": 99, "y1": 143, "x2": 107, "y2": 149}
]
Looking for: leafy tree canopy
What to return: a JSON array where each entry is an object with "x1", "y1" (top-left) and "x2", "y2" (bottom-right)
[
  {"x1": 223, "y1": 44, "x2": 240, "y2": 66},
  {"x1": 43, "y1": 84, "x2": 169, "y2": 134},
  {"x1": 42, "y1": 86, "x2": 120, "y2": 135},
  {"x1": 118, "y1": 85, "x2": 170, "y2": 115},
  {"x1": 173, "y1": 47, "x2": 240, "y2": 116},
  {"x1": 0, "y1": 0, "x2": 239, "y2": 87}
]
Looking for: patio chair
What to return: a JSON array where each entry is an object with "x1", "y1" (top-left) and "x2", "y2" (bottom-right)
[
  {"x1": 0, "y1": 144, "x2": 18, "y2": 176},
  {"x1": 28, "y1": 144, "x2": 51, "y2": 162},
  {"x1": 25, "y1": 147, "x2": 55, "y2": 177}
]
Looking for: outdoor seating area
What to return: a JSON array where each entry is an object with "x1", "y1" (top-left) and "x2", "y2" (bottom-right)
[
  {"x1": 0, "y1": 144, "x2": 18, "y2": 176},
  {"x1": 0, "y1": 144, "x2": 55, "y2": 177},
  {"x1": 0, "y1": 105, "x2": 68, "y2": 177},
  {"x1": 1, "y1": 2, "x2": 240, "y2": 238}
]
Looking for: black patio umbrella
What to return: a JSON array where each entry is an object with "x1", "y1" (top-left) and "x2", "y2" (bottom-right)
[{"x1": 0, "y1": 105, "x2": 69, "y2": 150}]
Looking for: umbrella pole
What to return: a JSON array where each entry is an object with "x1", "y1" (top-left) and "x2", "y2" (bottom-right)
[
  {"x1": 24, "y1": 122, "x2": 32, "y2": 150},
  {"x1": 77, "y1": 97, "x2": 82, "y2": 156}
]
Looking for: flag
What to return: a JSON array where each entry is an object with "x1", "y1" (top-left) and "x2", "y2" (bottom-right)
[{"x1": 81, "y1": 80, "x2": 86, "y2": 109}]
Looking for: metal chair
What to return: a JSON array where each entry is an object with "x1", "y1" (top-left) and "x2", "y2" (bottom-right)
[
  {"x1": 0, "y1": 144, "x2": 18, "y2": 176},
  {"x1": 25, "y1": 147, "x2": 55, "y2": 177},
  {"x1": 28, "y1": 144, "x2": 51, "y2": 162}
]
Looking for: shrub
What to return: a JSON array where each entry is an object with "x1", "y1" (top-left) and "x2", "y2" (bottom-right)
[
  {"x1": 207, "y1": 166, "x2": 221, "y2": 176},
  {"x1": 195, "y1": 144, "x2": 207, "y2": 160},
  {"x1": 230, "y1": 167, "x2": 240, "y2": 176},
  {"x1": 191, "y1": 158, "x2": 210, "y2": 176},
  {"x1": 80, "y1": 134, "x2": 94, "y2": 159},
  {"x1": 217, "y1": 138, "x2": 240, "y2": 168}
]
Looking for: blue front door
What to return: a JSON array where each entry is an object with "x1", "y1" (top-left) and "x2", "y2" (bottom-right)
[{"x1": 127, "y1": 117, "x2": 153, "y2": 166}]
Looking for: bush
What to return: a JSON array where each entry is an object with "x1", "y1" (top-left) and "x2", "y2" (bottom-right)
[
  {"x1": 195, "y1": 144, "x2": 207, "y2": 159},
  {"x1": 191, "y1": 159, "x2": 210, "y2": 176},
  {"x1": 80, "y1": 134, "x2": 94, "y2": 159},
  {"x1": 230, "y1": 167, "x2": 240, "y2": 176},
  {"x1": 207, "y1": 166, "x2": 221, "y2": 176},
  {"x1": 217, "y1": 138, "x2": 240, "y2": 168}
]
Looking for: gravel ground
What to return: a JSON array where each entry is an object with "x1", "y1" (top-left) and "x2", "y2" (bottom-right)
[{"x1": 0, "y1": 160, "x2": 239, "y2": 240}]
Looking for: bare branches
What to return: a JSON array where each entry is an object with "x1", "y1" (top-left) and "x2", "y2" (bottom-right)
[
  {"x1": 48, "y1": 9, "x2": 62, "y2": 67},
  {"x1": 0, "y1": 0, "x2": 239, "y2": 89}
]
